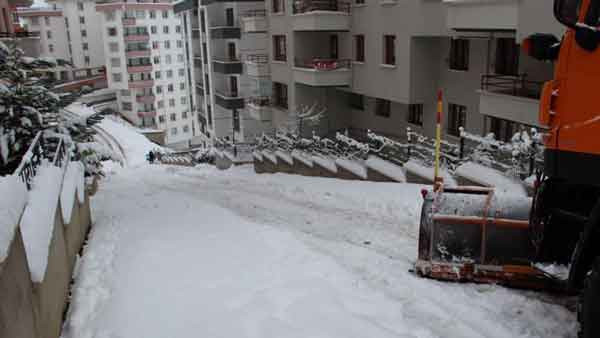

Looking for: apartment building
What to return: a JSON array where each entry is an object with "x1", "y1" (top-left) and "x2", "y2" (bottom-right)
[
  {"x1": 96, "y1": 0, "x2": 198, "y2": 147},
  {"x1": 174, "y1": 0, "x2": 272, "y2": 145},
  {"x1": 17, "y1": 0, "x2": 106, "y2": 81}
]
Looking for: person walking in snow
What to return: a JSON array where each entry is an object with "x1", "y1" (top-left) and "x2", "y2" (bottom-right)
[{"x1": 147, "y1": 151, "x2": 155, "y2": 164}]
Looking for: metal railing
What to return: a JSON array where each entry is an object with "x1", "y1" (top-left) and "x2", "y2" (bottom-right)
[
  {"x1": 246, "y1": 54, "x2": 269, "y2": 63},
  {"x1": 241, "y1": 9, "x2": 267, "y2": 17},
  {"x1": 15, "y1": 132, "x2": 44, "y2": 190},
  {"x1": 52, "y1": 138, "x2": 67, "y2": 168},
  {"x1": 481, "y1": 74, "x2": 544, "y2": 99},
  {"x1": 246, "y1": 96, "x2": 270, "y2": 107},
  {"x1": 292, "y1": 0, "x2": 351, "y2": 13},
  {"x1": 294, "y1": 58, "x2": 352, "y2": 70},
  {"x1": 0, "y1": 31, "x2": 41, "y2": 38},
  {"x1": 215, "y1": 89, "x2": 239, "y2": 98}
]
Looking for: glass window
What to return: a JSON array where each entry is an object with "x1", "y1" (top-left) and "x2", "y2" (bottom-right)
[
  {"x1": 170, "y1": 113, "x2": 176, "y2": 120},
  {"x1": 107, "y1": 27, "x2": 117, "y2": 36},
  {"x1": 81, "y1": 29, "x2": 87, "y2": 37},
  {"x1": 151, "y1": 26, "x2": 157, "y2": 34},
  {"x1": 79, "y1": 16, "x2": 85, "y2": 24},
  {"x1": 273, "y1": 35, "x2": 286, "y2": 61},
  {"x1": 77, "y1": 2, "x2": 84, "y2": 10},
  {"x1": 155, "y1": 71, "x2": 161, "y2": 79},
  {"x1": 408, "y1": 104, "x2": 423, "y2": 126},
  {"x1": 449, "y1": 39, "x2": 469, "y2": 71},
  {"x1": 48, "y1": 44, "x2": 54, "y2": 53},
  {"x1": 163, "y1": 26, "x2": 169, "y2": 34},
  {"x1": 165, "y1": 54, "x2": 172, "y2": 64},
  {"x1": 447, "y1": 103, "x2": 467, "y2": 137},
  {"x1": 46, "y1": 31, "x2": 52, "y2": 39},
  {"x1": 168, "y1": 84, "x2": 174, "y2": 92},
  {"x1": 349, "y1": 93, "x2": 364, "y2": 110},
  {"x1": 159, "y1": 115, "x2": 165, "y2": 123},
  {"x1": 354, "y1": 35, "x2": 364, "y2": 62},
  {"x1": 183, "y1": 125, "x2": 189, "y2": 133},
  {"x1": 109, "y1": 42, "x2": 119, "y2": 52},
  {"x1": 82, "y1": 42, "x2": 88, "y2": 50},
  {"x1": 111, "y1": 57, "x2": 120, "y2": 67},
  {"x1": 383, "y1": 35, "x2": 395, "y2": 65},
  {"x1": 44, "y1": 17, "x2": 50, "y2": 25},
  {"x1": 135, "y1": 10, "x2": 145, "y2": 19},
  {"x1": 375, "y1": 98, "x2": 391, "y2": 117},
  {"x1": 167, "y1": 70, "x2": 173, "y2": 78},
  {"x1": 112, "y1": 73, "x2": 122, "y2": 82},
  {"x1": 171, "y1": 127, "x2": 177, "y2": 135},
  {"x1": 162, "y1": 10, "x2": 168, "y2": 18},
  {"x1": 182, "y1": 111, "x2": 188, "y2": 119},
  {"x1": 122, "y1": 102, "x2": 132, "y2": 111},
  {"x1": 158, "y1": 100, "x2": 164, "y2": 108}
]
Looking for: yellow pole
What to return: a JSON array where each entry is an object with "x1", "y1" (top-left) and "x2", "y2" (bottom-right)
[{"x1": 434, "y1": 90, "x2": 442, "y2": 189}]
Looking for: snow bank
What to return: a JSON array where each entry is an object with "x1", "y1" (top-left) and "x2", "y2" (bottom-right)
[
  {"x1": 365, "y1": 156, "x2": 406, "y2": 182},
  {"x1": 20, "y1": 165, "x2": 63, "y2": 282},
  {"x1": 0, "y1": 175, "x2": 28, "y2": 261},
  {"x1": 261, "y1": 150, "x2": 277, "y2": 164},
  {"x1": 335, "y1": 158, "x2": 367, "y2": 179},
  {"x1": 455, "y1": 161, "x2": 526, "y2": 196},
  {"x1": 312, "y1": 156, "x2": 337, "y2": 173},
  {"x1": 60, "y1": 162, "x2": 85, "y2": 224},
  {"x1": 98, "y1": 117, "x2": 162, "y2": 167},
  {"x1": 252, "y1": 151, "x2": 263, "y2": 161},
  {"x1": 291, "y1": 150, "x2": 313, "y2": 167},
  {"x1": 65, "y1": 102, "x2": 97, "y2": 120},
  {"x1": 404, "y1": 160, "x2": 457, "y2": 187},
  {"x1": 275, "y1": 150, "x2": 293, "y2": 165}
]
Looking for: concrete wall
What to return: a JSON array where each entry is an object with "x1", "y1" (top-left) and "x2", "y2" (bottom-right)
[{"x1": 0, "y1": 173, "x2": 92, "y2": 338}]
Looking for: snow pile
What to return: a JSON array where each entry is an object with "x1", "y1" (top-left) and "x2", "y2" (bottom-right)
[
  {"x1": 20, "y1": 165, "x2": 63, "y2": 282},
  {"x1": 0, "y1": 175, "x2": 28, "y2": 261},
  {"x1": 261, "y1": 150, "x2": 277, "y2": 164},
  {"x1": 365, "y1": 156, "x2": 406, "y2": 182},
  {"x1": 455, "y1": 161, "x2": 527, "y2": 196},
  {"x1": 98, "y1": 117, "x2": 162, "y2": 166},
  {"x1": 291, "y1": 150, "x2": 313, "y2": 167},
  {"x1": 404, "y1": 160, "x2": 457, "y2": 187},
  {"x1": 275, "y1": 150, "x2": 293, "y2": 165},
  {"x1": 335, "y1": 158, "x2": 367, "y2": 179},
  {"x1": 252, "y1": 151, "x2": 263, "y2": 161},
  {"x1": 65, "y1": 102, "x2": 97, "y2": 120},
  {"x1": 60, "y1": 162, "x2": 85, "y2": 224},
  {"x1": 312, "y1": 156, "x2": 337, "y2": 173}
]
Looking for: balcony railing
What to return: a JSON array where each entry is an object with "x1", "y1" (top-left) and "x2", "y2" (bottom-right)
[
  {"x1": 127, "y1": 64, "x2": 153, "y2": 73},
  {"x1": 128, "y1": 79, "x2": 154, "y2": 88},
  {"x1": 246, "y1": 54, "x2": 269, "y2": 64},
  {"x1": 294, "y1": 58, "x2": 351, "y2": 70},
  {"x1": 122, "y1": 17, "x2": 136, "y2": 26},
  {"x1": 481, "y1": 74, "x2": 544, "y2": 99},
  {"x1": 0, "y1": 31, "x2": 41, "y2": 39},
  {"x1": 241, "y1": 9, "x2": 267, "y2": 18},
  {"x1": 124, "y1": 33, "x2": 150, "y2": 42},
  {"x1": 137, "y1": 110, "x2": 157, "y2": 118},
  {"x1": 126, "y1": 49, "x2": 151, "y2": 57},
  {"x1": 292, "y1": 0, "x2": 350, "y2": 14},
  {"x1": 136, "y1": 94, "x2": 155, "y2": 103},
  {"x1": 246, "y1": 96, "x2": 270, "y2": 107}
]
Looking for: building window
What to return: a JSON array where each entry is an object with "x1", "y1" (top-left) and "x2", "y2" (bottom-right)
[
  {"x1": 447, "y1": 103, "x2": 467, "y2": 137},
  {"x1": 77, "y1": 2, "x2": 84, "y2": 10},
  {"x1": 84, "y1": 56, "x2": 90, "y2": 65},
  {"x1": 135, "y1": 10, "x2": 145, "y2": 19},
  {"x1": 153, "y1": 56, "x2": 160, "y2": 64},
  {"x1": 31, "y1": 17, "x2": 39, "y2": 25},
  {"x1": 81, "y1": 29, "x2": 87, "y2": 37},
  {"x1": 165, "y1": 54, "x2": 172, "y2": 64},
  {"x1": 375, "y1": 98, "x2": 391, "y2": 117},
  {"x1": 168, "y1": 84, "x2": 174, "y2": 92},
  {"x1": 181, "y1": 97, "x2": 187, "y2": 104},
  {"x1": 272, "y1": 0, "x2": 284, "y2": 13},
  {"x1": 48, "y1": 44, "x2": 54, "y2": 53},
  {"x1": 158, "y1": 100, "x2": 164, "y2": 108},
  {"x1": 79, "y1": 16, "x2": 85, "y2": 24},
  {"x1": 162, "y1": 10, "x2": 168, "y2": 18},
  {"x1": 349, "y1": 93, "x2": 364, "y2": 110},
  {"x1": 176, "y1": 40, "x2": 183, "y2": 48},
  {"x1": 407, "y1": 104, "x2": 423, "y2": 126},
  {"x1": 171, "y1": 127, "x2": 177, "y2": 135},
  {"x1": 121, "y1": 89, "x2": 130, "y2": 96},
  {"x1": 175, "y1": 25, "x2": 181, "y2": 33},
  {"x1": 44, "y1": 17, "x2": 50, "y2": 25},
  {"x1": 156, "y1": 85, "x2": 162, "y2": 93},
  {"x1": 82, "y1": 42, "x2": 88, "y2": 50},
  {"x1": 273, "y1": 35, "x2": 286, "y2": 62},
  {"x1": 46, "y1": 31, "x2": 51, "y2": 39},
  {"x1": 449, "y1": 38, "x2": 469, "y2": 71},
  {"x1": 177, "y1": 54, "x2": 184, "y2": 62},
  {"x1": 355, "y1": 0, "x2": 364, "y2": 4},
  {"x1": 495, "y1": 38, "x2": 519, "y2": 76},
  {"x1": 166, "y1": 70, "x2": 173, "y2": 78},
  {"x1": 112, "y1": 73, "x2": 122, "y2": 82},
  {"x1": 122, "y1": 102, "x2": 132, "y2": 111},
  {"x1": 108, "y1": 27, "x2": 117, "y2": 36},
  {"x1": 163, "y1": 26, "x2": 169, "y2": 34},
  {"x1": 183, "y1": 125, "x2": 189, "y2": 133},
  {"x1": 151, "y1": 26, "x2": 157, "y2": 34},
  {"x1": 273, "y1": 82, "x2": 288, "y2": 109},
  {"x1": 109, "y1": 42, "x2": 119, "y2": 52},
  {"x1": 155, "y1": 70, "x2": 161, "y2": 79},
  {"x1": 170, "y1": 113, "x2": 176, "y2": 121},
  {"x1": 383, "y1": 35, "x2": 396, "y2": 65},
  {"x1": 182, "y1": 111, "x2": 188, "y2": 119},
  {"x1": 111, "y1": 57, "x2": 120, "y2": 67},
  {"x1": 180, "y1": 82, "x2": 185, "y2": 90},
  {"x1": 106, "y1": 11, "x2": 115, "y2": 21},
  {"x1": 178, "y1": 68, "x2": 184, "y2": 77},
  {"x1": 354, "y1": 35, "x2": 364, "y2": 62},
  {"x1": 484, "y1": 116, "x2": 525, "y2": 143},
  {"x1": 164, "y1": 41, "x2": 170, "y2": 49},
  {"x1": 150, "y1": 10, "x2": 156, "y2": 18},
  {"x1": 158, "y1": 115, "x2": 165, "y2": 123}
]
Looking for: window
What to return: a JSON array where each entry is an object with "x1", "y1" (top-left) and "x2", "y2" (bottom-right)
[
  {"x1": 383, "y1": 35, "x2": 396, "y2": 65},
  {"x1": 46, "y1": 31, "x2": 52, "y2": 39},
  {"x1": 82, "y1": 42, "x2": 88, "y2": 50},
  {"x1": 355, "y1": 0, "x2": 364, "y2": 4},
  {"x1": 111, "y1": 57, "x2": 120, "y2": 67},
  {"x1": 171, "y1": 127, "x2": 177, "y2": 135},
  {"x1": 495, "y1": 38, "x2": 519, "y2": 76},
  {"x1": 84, "y1": 56, "x2": 90, "y2": 65},
  {"x1": 182, "y1": 111, "x2": 188, "y2": 119},
  {"x1": 163, "y1": 26, "x2": 169, "y2": 34},
  {"x1": 449, "y1": 38, "x2": 469, "y2": 71},
  {"x1": 165, "y1": 54, "x2": 172, "y2": 64},
  {"x1": 158, "y1": 115, "x2": 165, "y2": 123},
  {"x1": 135, "y1": 10, "x2": 145, "y2": 19},
  {"x1": 154, "y1": 71, "x2": 161, "y2": 79},
  {"x1": 153, "y1": 56, "x2": 160, "y2": 64},
  {"x1": 81, "y1": 29, "x2": 87, "y2": 37},
  {"x1": 375, "y1": 98, "x2": 391, "y2": 117},
  {"x1": 150, "y1": 10, "x2": 156, "y2": 18},
  {"x1": 179, "y1": 82, "x2": 185, "y2": 90},
  {"x1": 79, "y1": 16, "x2": 85, "y2": 24},
  {"x1": 31, "y1": 17, "x2": 39, "y2": 25},
  {"x1": 151, "y1": 26, "x2": 157, "y2": 34},
  {"x1": 181, "y1": 97, "x2": 187, "y2": 104},
  {"x1": 183, "y1": 125, "x2": 189, "y2": 133},
  {"x1": 273, "y1": 35, "x2": 286, "y2": 62},
  {"x1": 447, "y1": 103, "x2": 467, "y2": 137},
  {"x1": 168, "y1": 84, "x2": 174, "y2": 92},
  {"x1": 48, "y1": 44, "x2": 54, "y2": 53},
  {"x1": 176, "y1": 25, "x2": 181, "y2": 33},
  {"x1": 349, "y1": 93, "x2": 364, "y2": 110},
  {"x1": 164, "y1": 41, "x2": 171, "y2": 49},
  {"x1": 108, "y1": 27, "x2": 117, "y2": 36},
  {"x1": 408, "y1": 104, "x2": 423, "y2": 126},
  {"x1": 121, "y1": 89, "x2": 130, "y2": 96},
  {"x1": 156, "y1": 85, "x2": 162, "y2": 93},
  {"x1": 77, "y1": 2, "x2": 84, "y2": 10},
  {"x1": 178, "y1": 68, "x2": 185, "y2": 77},
  {"x1": 109, "y1": 42, "x2": 119, "y2": 52},
  {"x1": 273, "y1": 82, "x2": 288, "y2": 109},
  {"x1": 354, "y1": 35, "x2": 364, "y2": 62},
  {"x1": 177, "y1": 54, "x2": 184, "y2": 62},
  {"x1": 162, "y1": 10, "x2": 168, "y2": 18},
  {"x1": 176, "y1": 40, "x2": 183, "y2": 48},
  {"x1": 122, "y1": 102, "x2": 132, "y2": 111},
  {"x1": 170, "y1": 113, "x2": 176, "y2": 121},
  {"x1": 485, "y1": 116, "x2": 526, "y2": 143},
  {"x1": 106, "y1": 11, "x2": 115, "y2": 21},
  {"x1": 112, "y1": 73, "x2": 122, "y2": 82},
  {"x1": 272, "y1": 0, "x2": 284, "y2": 13},
  {"x1": 157, "y1": 100, "x2": 165, "y2": 108},
  {"x1": 44, "y1": 17, "x2": 50, "y2": 25},
  {"x1": 166, "y1": 70, "x2": 173, "y2": 78}
]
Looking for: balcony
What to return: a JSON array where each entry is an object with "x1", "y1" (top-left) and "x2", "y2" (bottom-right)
[
  {"x1": 209, "y1": 26, "x2": 241, "y2": 39},
  {"x1": 0, "y1": 31, "x2": 40, "y2": 39},
  {"x1": 136, "y1": 94, "x2": 155, "y2": 104},
  {"x1": 212, "y1": 58, "x2": 243, "y2": 74},
  {"x1": 124, "y1": 34, "x2": 150, "y2": 42},
  {"x1": 241, "y1": 10, "x2": 267, "y2": 33},
  {"x1": 196, "y1": 84, "x2": 205, "y2": 96},
  {"x1": 214, "y1": 90, "x2": 245, "y2": 109},
  {"x1": 445, "y1": 0, "x2": 518, "y2": 32},
  {"x1": 479, "y1": 74, "x2": 543, "y2": 126},
  {"x1": 245, "y1": 54, "x2": 269, "y2": 77},
  {"x1": 137, "y1": 110, "x2": 157, "y2": 118},
  {"x1": 122, "y1": 17, "x2": 136, "y2": 26},
  {"x1": 246, "y1": 97, "x2": 272, "y2": 121},
  {"x1": 292, "y1": 0, "x2": 350, "y2": 31},
  {"x1": 127, "y1": 64, "x2": 153, "y2": 73},
  {"x1": 128, "y1": 79, "x2": 154, "y2": 89},
  {"x1": 126, "y1": 49, "x2": 151, "y2": 57},
  {"x1": 293, "y1": 58, "x2": 351, "y2": 87}
]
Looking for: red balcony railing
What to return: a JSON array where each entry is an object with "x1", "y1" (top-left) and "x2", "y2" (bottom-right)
[
  {"x1": 292, "y1": 0, "x2": 350, "y2": 14},
  {"x1": 294, "y1": 58, "x2": 351, "y2": 70},
  {"x1": 127, "y1": 64, "x2": 153, "y2": 73}
]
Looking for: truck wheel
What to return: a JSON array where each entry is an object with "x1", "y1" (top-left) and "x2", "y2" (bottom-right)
[{"x1": 579, "y1": 258, "x2": 600, "y2": 338}]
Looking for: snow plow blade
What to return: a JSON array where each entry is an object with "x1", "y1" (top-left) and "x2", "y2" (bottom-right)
[{"x1": 415, "y1": 186, "x2": 561, "y2": 291}]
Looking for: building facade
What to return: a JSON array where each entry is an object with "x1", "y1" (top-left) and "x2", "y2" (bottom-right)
[{"x1": 96, "y1": 0, "x2": 198, "y2": 147}]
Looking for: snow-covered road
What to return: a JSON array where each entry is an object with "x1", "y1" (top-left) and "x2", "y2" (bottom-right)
[{"x1": 62, "y1": 164, "x2": 576, "y2": 338}]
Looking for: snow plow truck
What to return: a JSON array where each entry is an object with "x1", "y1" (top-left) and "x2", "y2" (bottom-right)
[{"x1": 415, "y1": 0, "x2": 600, "y2": 336}]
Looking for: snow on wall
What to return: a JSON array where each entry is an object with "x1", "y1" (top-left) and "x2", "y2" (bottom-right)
[
  {"x1": 20, "y1": 165, "x2": 64, "y2": 282},
  {"x1": 60, "y1": 162, "x2": 85, "y2": 224},
  {"x1": 455, "y1": 161, "x2": 526, "y2": 196},
  {"x1": 404, "y1": 160, "x2": 457, "y2": 187},
  {"x1": 0, "y1": 175, "x2": 28, "y2": 262},
  {"x1": 98, "y1": 117, "x2": 163, "y2": 167},
  {"x1": 252, "y1": 151, "x2": 263, "y2": 161},
  {"x1": 291, "y1": 150, "x2": 313, "y2": 167},
  {"x1": 275, "y1": 150, "x2": 293, "y2": 165},
  {"x1": 262, "y1": 151, "x2": 278, "y2": 164},
  {"x1": 335, "y1": 158, "x2": 367, "y2": 179},
  {"x1": 312, "y1": 156, "x2": 338, "y2": 173},
  {"x1": 365, "y1": 156, "x2": 406, "y2": 182}
]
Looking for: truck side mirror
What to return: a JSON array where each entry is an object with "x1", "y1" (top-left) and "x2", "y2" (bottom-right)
[{"x1": 522, "y1": 34, "x2": 561, "y2": 61}]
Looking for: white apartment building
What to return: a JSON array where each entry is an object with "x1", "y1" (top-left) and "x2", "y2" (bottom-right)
[
  {"x1": 96, "y1": 0, "x2": 197, "y2": 147},
  {"x1": 18, "y1": 0, "x2": 106, "y2": 80},
  {"x1": 175, "y1": 0, "x2": 273, "y2": 145}
]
